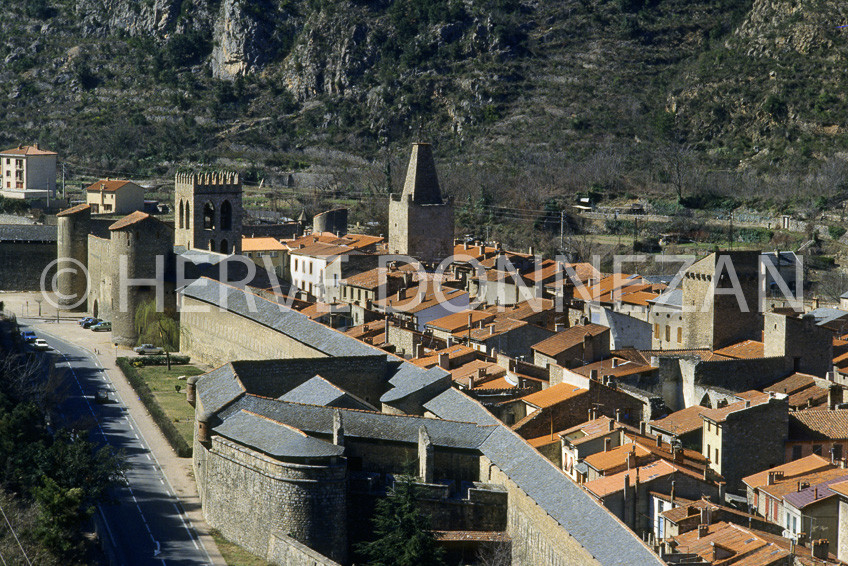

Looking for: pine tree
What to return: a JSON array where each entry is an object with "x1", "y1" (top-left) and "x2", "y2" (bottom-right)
[{"x1": 356, "y1": 476, "x2": 446, "y2": 566}]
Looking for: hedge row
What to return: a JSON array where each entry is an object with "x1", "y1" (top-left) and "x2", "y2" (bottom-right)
[
  {"x1": 135, "y1": 354, "x2": 191, "y2": 366},
  {"x1": 116, "y1": 357, "x2": 192, "y2": 458}
]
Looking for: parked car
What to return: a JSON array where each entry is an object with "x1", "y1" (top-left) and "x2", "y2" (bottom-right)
[
  {"x1": 78, "y1": 317, "x2": 94, "y2": 327},
  {"x1": 32, "y1": 339, "x2": 50, "y2": 351},
  {"x1": 94, "y1": 391, "x2": 109, "y2": 404},
  {"x1": 133, "y1": 344, "x2": 164, "y2": 355},
  {"x1": 91, "y1": 322, "x2": 111, "y2": 332},
  {"x1": 81, "y1": 318, "x2": 101, "y2": 329},
  {"x1": 20, "y1": 331, "x2": 36, "y2": 342}
]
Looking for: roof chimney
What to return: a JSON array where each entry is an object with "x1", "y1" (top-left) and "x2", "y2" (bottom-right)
[
  {"x1": 697, "y1": 524, "x2": 709, "y2": 539},
  {"x1": 612, "y1": 358, "x2": 620, "y2": 368},
  {"x1": 700, "y1": 507, "x2": 711, "y2": 526},
  {"x1": 604, "y1": 438, "x2": 612, "y2": 452},
  {"x1": 656, "y1": 435, "x2": 662, "y2": 448},
  {"x1": 590, "y1": 369, "x2": 599, "y2": 380},
  {"x1": 608, "y1": 419, "x2": 615, "y2": 432},
  {"x1": 812, "y1": 539, "x2": 829, "y2": 560},
  {"x1": 489, "y1": 324, "x2": 495, "y2": 335},
  {"x1": 639, "y1": 421, "x2": 647, "y2": 435},
  {"x1": 438, "y1": 352, "x2": 450, "y2": 370},
  {"x1": 615, "y1": 408, "x2": 621, "y2": 422}
]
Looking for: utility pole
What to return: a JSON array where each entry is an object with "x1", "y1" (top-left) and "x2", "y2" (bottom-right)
[
  {"x1": 560, "y1": 210, "x2": 565, "y2": 252},
  {"x1": 729, "y1": 212, "x2": 734, "y2": 250},
  {"x1": 61, "y1": 162, "x2": 65, "y2": 200}
]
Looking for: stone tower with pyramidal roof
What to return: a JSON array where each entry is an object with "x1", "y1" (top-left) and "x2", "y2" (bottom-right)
[{"x1": 388, "y1": 143, "x2": 454, "y2": 264}]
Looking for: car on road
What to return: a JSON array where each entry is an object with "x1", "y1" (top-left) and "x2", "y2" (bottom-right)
[
  {"x1": 91, "y1": 322, "x2": 111, "y2": 332},
  {"x1": 133, "y1": 344, "x2": 164, "y2": 355},
  {"x1": 20, "y1": 330, "x2": 36, "y2": 342},
  {"x1": 94, "y1": 391, "x2": 109, "y2": 404},
  {"x1": 81, "y1": 318, "x2": 101, "y2": 329},
  {"x1": 32, "y1": 339, "x2": 50, "y2": 351}
]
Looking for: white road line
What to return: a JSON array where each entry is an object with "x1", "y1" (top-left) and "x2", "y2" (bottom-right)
[
  {"x1": 160, "y1": 479, "x2": 165, "y2": 485},
  {"x1": 46, "y1": 334, "x2": 210, "y2": 564},
  {"x1": 147, "y1": 454, "x2": 152, "y2": 460}
]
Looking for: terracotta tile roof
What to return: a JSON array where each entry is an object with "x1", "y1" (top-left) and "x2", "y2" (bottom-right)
[
  {"x1": 483, "y1": 299, "x2": 554, "y2": 321},
  {"x1": 449, "y1": 360, "x2": 505, "y2": 385},
  {"x1": 583, "y1": 460, "x2": 678, "y2": 497},
  {"x1": 108, "y1": 210, "x2": 151, "y2": 231},
  {"x1": 241, "y1": 237, "x2": 286, "y2": 252},
  {"x1": 742, "y1": 454, "x2": 835, "y2": 490},
  {"x1": 618, "y1": 290, "x2": 659, "y2": 306},
  {"x1": 471, "y1": 376, "x2": 515, "y2": 390},
  {"x1": 785, "y1": 386, "x2": 828, "y2": 410},
  {"x1": 289, "y1": 242, "x2": 356, "y2": 257},
  {"x1": 713, "y1": 340, "x2": 765, "y2": 360},
  {"x1": 583, "y1": 442, "x2": 655, "y2": 473},
  {"x1": 789, "y1": 409, "x2": 848, "y2": 440},
  {"x1": 519, "y1": 382, "x2": 587, "y2": 410},
  {"x1": 650, "y1": 405, "x2": 708, "y2": 436},
  {"x1": 56, "y1": 203, "x2": 91, "y2": 217},
  {"x1": 465, "y1": 318, "x2": 529, "y2": 341},
  {"x1": 634, "y1": 349, "x2": 733, "y2": 362},
  {"x1": 85, "y1": 179, "x2": 137, "y2": 193},
  {"x1": 373, "y1": 283, "x2": 467, "y2": 314},
  {"x1": 572, "y1": 357, "x2": 655, "y2": 379},
  {"x1": 545, "y1": 262, "x2": 602, "y2": 288},
  {"x1": 829, "y1": 480, "x2": 848, "y2": 497},
  {"x1": 759, "y1": 468, "x2": 848, "y2": 500},
  {"x1": 661, "y1": 499, "x2": 720, "y2": 524},
  {"x1": 344, "y1": 320, "x2": 385, "y2": 340},
  {"x1": 699, "y1": 391, "x2": 772, "y2": 424},
  {"x1": 765, "y1": 373, "x2": 817, "y2": 396},
  {"x1": 559, "y1": 416, "x2": 617, "y2": 441},
  {"x1": 451, "y1": 243, "x2": 499, "y2": 261},
  {"x1": 0, "y1": 144, "x2": 57, "y2": 156},
  {"x1": 522, "y1": 259, "x2": 565, "y2": 283},
  {"x1": 629, "y1": 433, "x2": 710, "y2": 471},
  {"x1": 526, "y1": 434, "x2": 561, "y2": 448},
  {"x1": 342, "y1": 267, "x2": 409, "y2": 290},
  {"x1": 412, "y1": 344, "x2": 477, "y2": 369},
  {"x1": 427, "y1": 310, "x2": 496, "y2": 332},
  {"x1": 531, "y1": 323, "x2": 609, "y2": 357},
  {"x1": 670, "y1": 522, "x2": 790, "y2": 566}
]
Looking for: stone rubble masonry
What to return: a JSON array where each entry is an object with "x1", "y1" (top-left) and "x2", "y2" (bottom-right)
[
  {"x1": 266, "y1": 532, "x2": 341, "y2": 566},
  {"x1": 56, "y1": 205, "x2": 91, "y2": 308},
  {"x1": 174, "y1": 171, "x2": 243, "y2": 254},
  {"x1": 196, "y1": 436, "x2": 347, "y2": 564}
]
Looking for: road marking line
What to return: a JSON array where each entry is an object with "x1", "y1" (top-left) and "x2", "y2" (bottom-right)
[
  {"x1": 172, "y1": 503, "x2": 200, "y2": 549},
  {"x1": 160, "y1": 479, "x2": 165, "y2": 485},
  {"x1": 146, "y1": 454, "x2": 151, "y2": 460}
]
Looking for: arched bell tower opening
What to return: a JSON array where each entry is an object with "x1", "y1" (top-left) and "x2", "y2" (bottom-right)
[{"x1": 174, "y1": 171, "x2": 243, "y2": 253}]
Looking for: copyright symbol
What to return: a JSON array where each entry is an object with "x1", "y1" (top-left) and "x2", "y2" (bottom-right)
[{"x1": 41, "y1": 257, "x2": 90, "y2": 310}]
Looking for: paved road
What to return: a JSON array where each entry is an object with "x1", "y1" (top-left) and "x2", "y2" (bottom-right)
[{"x1": 22, "y1": 321, "x2": 213, "y2": 566}]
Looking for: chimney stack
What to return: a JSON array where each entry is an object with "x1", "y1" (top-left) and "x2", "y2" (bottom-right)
[
  {"x1": 438, "y1": 352, "x2": 450, "y2": 370},
  {"x1": 829, "y1": 386, "x2": 844, "y2": 410},
  {"x1": 697, "y1": 524, "x2": 709, "y2": 539},
  {"x1": 604, "y1": 438, "x2": 612, "y2": 452},
  {"x1": 608, "y1": 419, "x2": 615, "y2": 432},
  {"x1": 656, "y1": 435, "x2": 662, "y2": 448},
  {"x1": 812, "y1": 539, "x2": 829, "y2": 560},
  {"x1": 615, "y1": 408, "x2": 621, "y2": 422},
  {"x1": 639, "y1": 421, "x2": 647, "y2": 435}
]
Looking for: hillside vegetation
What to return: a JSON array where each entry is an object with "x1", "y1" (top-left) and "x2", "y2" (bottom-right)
[{"x1": 3, "y1": 0, "x2": 848, "y2": 243}]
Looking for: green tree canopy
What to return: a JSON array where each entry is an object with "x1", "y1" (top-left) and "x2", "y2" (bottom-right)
[{"x1": 356, "y1": 476, "x2": 446, "y2": 566}]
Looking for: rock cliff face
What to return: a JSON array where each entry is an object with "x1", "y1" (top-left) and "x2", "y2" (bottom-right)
[
  {"x1": 74, "y1": 0, "x2": 215, "y2": 36},
  {"x1": 211, "y1": 0, "x2": 280, "y2": 79}
]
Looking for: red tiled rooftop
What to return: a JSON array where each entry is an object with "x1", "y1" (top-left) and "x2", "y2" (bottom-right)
[
  {"x1": 713, "y1": 340, "x2": 765, "y2": 360},
  {"x1": 519, "y1": 382, "x2": 587, "y2": 410},
  {"x1": 85, "y1": 179, "x2": 137, "y2": 193},
  {"x1": 531, "y1": 323, "x2": 608, "y2": 357},
  {"x1": 743, "y1": 454, "x2": 834, "y2": 490}
]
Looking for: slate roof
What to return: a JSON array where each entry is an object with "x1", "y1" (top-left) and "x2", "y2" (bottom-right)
[
  {"x1": 0, "y1": 224, "x2": 56, "y2": 243},
  {"x1": 214, "y1": 409, "x2": 344, "y2": 459},
  {"x1": 422, "y1": 388, "x2": 500, "y2": 426},
  {"x1": 195, "y1": 363, "x2": 246, "y2": 420},
  {"x1": 380, "y1": 364, "x2": 449, "y2": 403},
  {"x1": 223, "y1": 395, "x2": 495, "y2": 450},
  {"x1": 806, "y1": 307, "x2": 848, "y2": 327},
  {"x1": 789, "y1": 409, "x2": 848, "y2": 440},
  {"x1": 647, "y1": 288, "x2": 682, "y2": 309},
  {"x1": 422, "y1": 388, "x2": 663, "y2": 565},
  {"x1": 480, "y1": 426, "x2": 664, "y2": 565},
  {"x1": 783, "y1": 474, "x2": 848, "y2": 509},
  {"x1": 181, "y1": 278, "x2": 379, "y2": 358},
  {"x1": 278, "y1": 375, "x2": 372, "y2": 409}
]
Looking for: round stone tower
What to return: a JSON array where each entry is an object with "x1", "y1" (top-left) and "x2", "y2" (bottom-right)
[
  {"x1": 56, "y1": 203, "x2": 92, "y2": 311},
  {"x1": 107, "y1": 211, "x2": 173, "y2": 346}
]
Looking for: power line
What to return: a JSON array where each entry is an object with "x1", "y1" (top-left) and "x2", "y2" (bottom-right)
[{"x1": 0, "y1": 502, "x2": 31, "y2": 566}]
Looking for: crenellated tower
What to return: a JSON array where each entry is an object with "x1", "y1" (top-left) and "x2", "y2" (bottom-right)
[{"x1": 174, "y1": 171, "x2": 242, "y2": 254}]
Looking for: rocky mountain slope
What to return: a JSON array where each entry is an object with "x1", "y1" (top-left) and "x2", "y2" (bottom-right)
[{"x1": 1, "y1": 0, "x2": 848, "y2": 210}]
